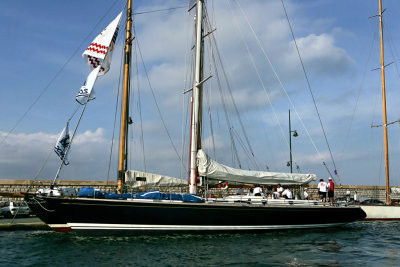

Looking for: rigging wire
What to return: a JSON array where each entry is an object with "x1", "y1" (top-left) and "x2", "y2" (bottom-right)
[
  {"x1": 0, "y1": 0, "x2": 122, "y2": 149},
  {"x1": 31, "y1": 98, "x2": 90, "y2": 183},
  {"x1": 133, "y1": 28, "x2": 147, "y2": 173},
  {"x1": 135, "y1": 36, "x2": 188, "y2": 174},
  {"x1": 106, "y1": 28, "x2": 126, "y2": 182},
  {"x1": 205, "y1": 33, "x2": 242, "y2": 168},
  {"x1": 53, "y1": 103, "x2": 89, "y2": 185},
  {"x1": 233, "y1": 0, "x2": 333, "y2": 177},
  {"x1": 336, "y1": 24, "x2": 379, "y2": 185},
  {"x1": 386, "y1": 26, "x2": 400, "y2": 80},
  {"x1": 205, "y1": 86, "x2": 217, "y2": 159},
  {"x1": 226, "y1": 0, "x2": 291, "y2": 170},
  {"x1": 204, "y1": 7, "x2": 256, "y2": 162},
  {"x1": 181, "y1": 7, "x2": 193, "y2": 180},
  {"x1": 200, "y1": 6, "x2": 241, "y2": 167},
  {"x1": 204, "y1": 8, "x2": 263, "y2": 169},
  {"x1": 133, "y1": 5, "x2": 187, "y2": 15},
  {"x1": 280, "y1": 0, "x2": 339, "y2": 179}
]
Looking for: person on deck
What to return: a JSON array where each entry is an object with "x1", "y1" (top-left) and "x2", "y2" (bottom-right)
[
  {"x1": 277, "y1": 184, "x2": 283, "y2": 196},
  {"x1": 318, "y1": 179, "x2": 328, "y2": 206},
  {"x1": 328, "y1": 177, "x2": 335, "y2": 206},
  {"x1": 354, "y1": 191, "x2": 359, "y2": 204},
  {"x1": 303, "y1": 188, "x2": 309, "y2": 200},
  {"x1": 264, "y1": 186, "x2": 272, "y2": 198},
  {"x1": 253, "y1": 185, "x2": 263, "y2": 196},
  {"x1": 272, "y1": 188, "x2": 280, "y2": 199},
  {"x1": 282, "y1": 188, "x2": 293, "y2": 199},
  {"x1": 247, "y1": 188, "x2": 254, "y2": 196},
  {"x1": 236, "y1": 186, "x2": 244, "y2": 195}
]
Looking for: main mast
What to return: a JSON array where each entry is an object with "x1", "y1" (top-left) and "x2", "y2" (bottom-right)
[
  {"x1": 189, "y1": 0, "x2": 204, "y2": 194},
  {"x1": 378, "y1": 0, "x2": 390, "y2": 205},
  {"x1": 117, "y1": 0, "x2": 133, "y2": 193}
]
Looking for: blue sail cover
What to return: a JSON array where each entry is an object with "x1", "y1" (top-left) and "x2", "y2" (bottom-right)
[{"x1": 77, "y1": 188, "x2": 202, "y2": 203}]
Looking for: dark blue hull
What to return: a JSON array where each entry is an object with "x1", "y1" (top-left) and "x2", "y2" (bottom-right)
[{"x1": 25, "y1": 194, "x2": 366, "y2": 235}]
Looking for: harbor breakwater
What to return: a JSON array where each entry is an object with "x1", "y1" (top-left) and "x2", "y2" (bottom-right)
[{"x1": 0, "y1": 179, "x2": 399, "y2": 203}]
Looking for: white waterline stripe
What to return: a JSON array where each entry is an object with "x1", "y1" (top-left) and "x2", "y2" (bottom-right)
[
  {"x1": 48, "y1": 224, "x2": 71, "y2": 228},
  {"x1": 68, "y1": 223, "x2": 345, "y2": 231}
]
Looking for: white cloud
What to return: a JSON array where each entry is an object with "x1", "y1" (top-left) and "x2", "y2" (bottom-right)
[
  {"x1": 0, "y1": 129, "x2": 114, "y2": 180},
  {"x1": 287, "y1": 33, "x2": 354, "y2": 75}
]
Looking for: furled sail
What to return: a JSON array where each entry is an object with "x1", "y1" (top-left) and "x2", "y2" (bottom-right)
[
  {"x1": 197, "y1": 149, "x2": 316, "y2": 185},
  {"x1": 125, "y1": 170, "x2": 186, "y2": 188}
]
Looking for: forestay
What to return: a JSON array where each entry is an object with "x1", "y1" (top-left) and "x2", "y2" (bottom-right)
[
  {"x1": 197, "y1": 149, "x2": 316, "y2": 185},
  {"x1": 125, "y1": 170, "x2": 186, "y2": 188}
]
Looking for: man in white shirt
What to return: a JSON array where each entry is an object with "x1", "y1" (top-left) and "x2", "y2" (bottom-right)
[
  {"x1": 277, "y1": 184, "x2": 283, "y2": 196},
  {"x1": 354, "y1": 191, "x2": 359, "y2": 204},
  {"x1": 303, "y1": 188, "x2": 309, "y2": 200},
  {"x1": 253, "y1": 185, "x2": 263, "y2": 196},
  {"x1": 317, "y1": 179, "x2": 328, "y2": 205},
  {"x1": 282, "y1": 188, "x2": 293, "y2": 199}
]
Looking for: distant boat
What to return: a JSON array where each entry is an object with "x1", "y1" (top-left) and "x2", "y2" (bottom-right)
[
  {"x1": 25, "y1": 0, "x2": 365, "y2": 235},
  {"x1": 360, "y1": 0, "x2": 400, "y2": 220}
]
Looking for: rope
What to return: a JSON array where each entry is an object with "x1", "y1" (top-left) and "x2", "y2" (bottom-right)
[
  {"x1": 337, "y1": 23, "x2": 379, "y2": 185},
  {"x1": 234, "y1": 0, "x2": 338, "y2": 176},
  {"x1": 133, "y1": 26, "x2": 147, "y2": 173},
  {"x1": 206, "y1": 33, "x2": 242, "y2": 168},
  {"x1": 280, "y1": 0, "x2": 339, "y2": 179},
  {"x1": 226, "y1": 0, "x2": 291, "y2": 169},
  {"x1": 107, "y1": 29, "x2": 125, "y2": 182},
  {"x1": 133, "y1": 5, "x2": 187, "y2": 15},
  {"x1": 135, "y1": 36, "x2": 187, "y2": 173},
  {"x1": 204, "y1": 7, "x2": 256, "y2": 160},
  {"x1": 52, "y1": 103, "x2": 88, "y2": 185},
  {"x1": 181, "y1": 8, "x2": 193, "y2": 179}
]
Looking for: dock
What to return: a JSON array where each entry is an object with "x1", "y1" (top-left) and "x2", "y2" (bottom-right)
[{"x1": 0, "y1": 217, "x2": 48, "y2": 231}]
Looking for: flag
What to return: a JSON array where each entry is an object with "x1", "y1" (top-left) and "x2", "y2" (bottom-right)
[
  {"x1": 76, "y1": 12, "x2": 122, "y2": 105},
  {"x1": 75, "y1": 65, "x2": 101, "y2": 104},
  {"x1": 82, "y1": 12, "x2": 122, "y2": 76},
  {"x1": 54, "y1": 122, "x2": 71, "y2": 165}
]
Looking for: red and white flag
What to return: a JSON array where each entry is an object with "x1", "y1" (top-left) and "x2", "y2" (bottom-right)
[{"x1": 82, "y1": 12, "x2": 122, "y2": 76}]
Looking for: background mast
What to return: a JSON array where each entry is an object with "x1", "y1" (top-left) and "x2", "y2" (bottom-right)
[{"x1": 378, "y1": 0, "x2": 390, "y2": 205}]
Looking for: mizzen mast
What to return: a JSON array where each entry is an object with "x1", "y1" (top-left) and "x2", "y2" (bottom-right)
[
  {"x1": 118, "y1": 0, "x2": 133, "y2": 193},
  {"x1": 378, "y1": 0, "x2": 390, "y2": 205}
]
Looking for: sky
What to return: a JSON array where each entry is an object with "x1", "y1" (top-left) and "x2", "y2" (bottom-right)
[{"x1": 1, "y1": 0, "x2": 400, "y2": 187}]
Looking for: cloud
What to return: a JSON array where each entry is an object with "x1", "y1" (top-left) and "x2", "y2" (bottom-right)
[
  {"x1": 286, "y1": 33, "x2": 355, "y2": 76},
  {"x1": 0, "y1": 129, "x2": 114, "y2": 180}
]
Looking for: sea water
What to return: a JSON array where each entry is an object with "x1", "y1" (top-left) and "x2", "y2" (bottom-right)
[{"x1": 0, "y1": 221, "x2": 399, "y2": 266}]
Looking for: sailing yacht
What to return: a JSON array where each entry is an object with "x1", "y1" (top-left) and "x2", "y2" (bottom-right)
[{"x1": 25, "y1": 0, "x2": 366, "y2": 234}]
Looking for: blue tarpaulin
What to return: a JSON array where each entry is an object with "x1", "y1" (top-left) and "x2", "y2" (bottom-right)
[{"x1": 77, "y1": 188, "x2": 202, "y2": 203}]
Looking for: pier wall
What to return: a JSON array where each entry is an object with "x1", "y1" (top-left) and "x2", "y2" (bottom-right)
[{"x1": 0, "y1": 179, "x2": 399, "y2": 203}]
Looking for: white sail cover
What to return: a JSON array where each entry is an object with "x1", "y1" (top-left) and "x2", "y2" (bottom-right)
[
  {"x1": 197, "y1": 149, "x2": 316, "y2": 185},
  {"x1": 125, "y1": 170, "x2": 186, "y2": 188},
  {"x1": 83, "y1": 12, "x2": 122, "y2": 76},
  {"x1": 54, "y1": 122, "x2": 71, "y2": 165}
]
